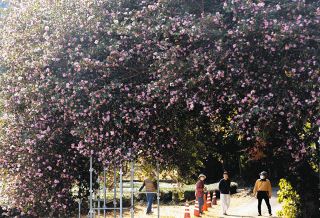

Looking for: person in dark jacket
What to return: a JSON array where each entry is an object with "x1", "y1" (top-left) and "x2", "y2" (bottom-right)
[
  {"x1": 219, "y1": 171, "x2": 231, "y2": 215},
  {"x1": 195, "y1": 174, "x2": 206, "y2": 215}
]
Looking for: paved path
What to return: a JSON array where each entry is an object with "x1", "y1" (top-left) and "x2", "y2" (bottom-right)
[
  {"x1": 201, "y1": 190, "x2": 282, "y2": 218},
  {"x1": 80, "y1": 189, "x2": 282, "y2": 217},
  {"x1": 221, "y1": 190, "x2": 282, "y2": 218}
]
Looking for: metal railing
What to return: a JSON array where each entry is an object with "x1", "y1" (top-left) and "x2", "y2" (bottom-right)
[{"x1": 85, "y1": 156, "x2": 160, "y2": 218}]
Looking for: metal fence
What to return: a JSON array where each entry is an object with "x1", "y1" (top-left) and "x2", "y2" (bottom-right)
[{"x1": 81, "y1": 156, "x2": 160, "y2": 218}]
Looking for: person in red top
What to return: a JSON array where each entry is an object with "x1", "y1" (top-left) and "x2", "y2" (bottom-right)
[{"x1": 195, "y1": 174, "x2": 206, "y2": 215}]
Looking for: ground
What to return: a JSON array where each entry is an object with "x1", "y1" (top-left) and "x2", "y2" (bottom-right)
[{"x1": 88, "y1": 189, "x2": 282, "y2": 218}]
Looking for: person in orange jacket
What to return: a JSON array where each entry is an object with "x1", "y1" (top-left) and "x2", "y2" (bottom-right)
[{"x1": 253, "y1": 171, "x2": 272, "y2": 216}]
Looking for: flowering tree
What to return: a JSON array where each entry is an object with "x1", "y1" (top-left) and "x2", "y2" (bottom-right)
[{"x1": 0, "y1": 0, "x2": 318, "y2": 216}]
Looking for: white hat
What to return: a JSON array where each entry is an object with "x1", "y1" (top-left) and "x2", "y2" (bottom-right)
[{"x1": 198, "y1": 174, "x2": 206, "y2": 179}]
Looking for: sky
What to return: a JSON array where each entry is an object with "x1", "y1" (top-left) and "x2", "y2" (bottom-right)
[{"x1": 0, "y1": 1, "x2": 7, "y2": 8}]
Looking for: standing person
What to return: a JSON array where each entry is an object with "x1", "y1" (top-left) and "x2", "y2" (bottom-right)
[
  {"x1": 219, "y1": 171, "x2": 231, "y2": 215},
  {"x1": 139, "y1": 174, "x2": 157, "y2": 215},
  {"x1": 253, "y1": 171, "x2": 272, "y2": 216},
  {"x1": 195, "y1": 174, "x2": 206, "y2": 216}
]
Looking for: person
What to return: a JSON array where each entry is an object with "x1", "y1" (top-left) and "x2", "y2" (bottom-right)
[
  {"x1": 253, "y1": 171, "x2": 272, "y2": 216},
  {"x1": 195, "y1": 174, "x2": 206, "y2": 216},
  {"x1": 139, "y1": 174, "x2": 157, "y2": 215},
  {"x1": 219, "y1": 171, "x2": 231, "y2": 215}
]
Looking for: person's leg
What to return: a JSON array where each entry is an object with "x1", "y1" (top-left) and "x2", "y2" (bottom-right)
[
  {"x1": 150, "y1": 193, "x2": 155, "y2": 212},
  {"x1": 146, "y1": 193, "x2": 153, "y2": 213},
  {"x1": 146, "y1": 193, "x2": 150, "y2": 213},
  {"x1": 201, "y1": 196, "x2": 205, "y2": 213},
  {"x1": 263, "y1": 193, "x2": 272, "y2": 215},
  {"x1": 145, "y1": 194, "x2": 149, "y2": 213},
  {"x1": 226, "y1": 194, "x2": 231, "y2": 211},
  {"x1": 198, "y1": 196, "x2": 204, "y2": 213},
  {"x1": 221, "y1": 194, "x2": 226, "y2": 214},
  {"x1": 257, "y1": 192, "x2": 263, "y2": 215}
]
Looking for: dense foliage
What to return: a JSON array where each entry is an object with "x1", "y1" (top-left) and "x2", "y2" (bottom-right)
[
  {"x1": 0, "y1": 0, "x2": 318, "y2": 216},
  {"x1": 277, "y1": 178, "x2": 301, "y2": 218}
]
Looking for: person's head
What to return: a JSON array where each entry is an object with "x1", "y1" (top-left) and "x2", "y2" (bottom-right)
[
  {"x1": 198, "y1": 174, "x2": 206, "y2": 181},
  {"x1": 259, "y1": 171, "x2": 267, "y2": 179},
  {"x1": 223, "y1": 171, "x2": 229, "y2": 180},
  {"x1": 147, "y1": 171, "x2": 156, "y2": 179}
]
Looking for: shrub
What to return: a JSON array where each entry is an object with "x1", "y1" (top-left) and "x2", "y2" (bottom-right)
[{"x1": 277, "y1": 178, "x2": 301, "y2": 218}]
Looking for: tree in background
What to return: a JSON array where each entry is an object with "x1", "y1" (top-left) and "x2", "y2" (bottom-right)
[{"x1": 0, "y1": 0, "x2": 318, "y2": 216}]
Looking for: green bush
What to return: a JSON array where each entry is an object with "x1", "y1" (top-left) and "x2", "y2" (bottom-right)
[{"x1": 277, "y1": 178, "x2": 301, "y2": 218}]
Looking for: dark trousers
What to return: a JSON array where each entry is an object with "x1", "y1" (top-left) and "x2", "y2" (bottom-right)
[
  {"x1": 197, "y1": 196, "x2": 204, "y2": 213},
  {"x1": 257, "y1": 191, "x2": 272, "y2": 214},
  {"x1": 146, "y1": 193, "x2": 155, "y2": 213}
]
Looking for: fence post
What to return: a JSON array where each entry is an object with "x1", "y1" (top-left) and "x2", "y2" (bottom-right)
[
  {"x1": 78, "y1": 174, "x2": 82, "y2": 218},
  {"x1": 130, "y1": 161, "x2": 134, "y2": 218},
  {"x1": 120, "y1": 165, "x2": 123, "y2": 218},
  {"x1": 93, "y1": 195, "x2": 96, "y2": 218},
  {"x1": 113, "y1": 165, "x2": 117, "y2": 218},
  {"x1": 97, "y1": 176, "x2": 101, "y2": 217},
  {"x1": 97, "y1": 197, "x2": 100, "y2": 218},
  {"x1": 157, "y1": 161, "x2": 160, "y2": 218},
  {"x1": 89, "y1": 156, "x2": 93, "y2": 218},
  {"x1": 103, "y1": 167, "x2": 107, "y2": 218},
  {"x1": 78, "y1": 199, "x2": 81, "y2": 218}
]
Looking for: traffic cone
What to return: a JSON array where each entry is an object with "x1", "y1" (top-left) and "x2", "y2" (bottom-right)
[
  {"x1": 212, "y1": 191, "x2": 217, "y2": 205},
  {"x1": 194, "y1": 199, "x2": 201, "y2": 217},
  {"x1": 202, "y1": 193, "x2": 208, "y2": 211},
  {"x1": 206, "y1": 192, "x2": 212, "y2": 208},
  {"x1": 184, "y1": 201, "x2": 191, "y2": 218}
]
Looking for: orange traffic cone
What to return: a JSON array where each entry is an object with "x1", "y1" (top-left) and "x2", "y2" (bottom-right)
[
  {"x1": 184, "y1": 201, "x2": 191, "y2": 218},
  {"x1": 206, "y1": 192, "x2": 212, "y2": 208},
  {"x1": 194, "y1": 199, "x2": 201, "y2": 217},
  {"x1": 202, "y1": 193, "x2": 208, "y2": 211},
  {"x1": 212, "y1": 191, "x2": 217, "y2": 205}
]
